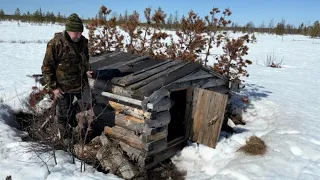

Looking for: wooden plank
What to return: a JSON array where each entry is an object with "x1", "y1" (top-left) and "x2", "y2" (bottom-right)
[
  {"x1": 201, "y1": 78, "x2": 228, "y2": 89},
  {"x1": 136, "y1": 63, "x2": 201, "y2": 97},
  {"x1": 115, "y1": 60, "x2": 184, "y2": 86},
  {"x1": 190, "y1": 88, "x2": 228, "y2": 148},
  {"x1": 90, "y1": 52, "x2": 136, "y2": 70},
  {"x1": 174, "y1": 69, "x2": 213, "y2": 84},
  {"x1": 121, "y1": 60, "x2": 171, "y2": 77},
  {"x1": 208, "y1": 93, "x2": 228, "y2": 148},
  {"x1": 184, "y1": 88, "x2": 194, "y2": 139},
  {"x1": 128, "y1": 62, "x2": 189, "y2": 90},
  {"x1": 111, "y1": 60, "x2": 170, "y2": 84},
  {"x1": 193, "y1": 89, "x2": 211, "y2": 142},
  {"x1": 98, "y1": 55, "x2": 150, "y2": 70},
  {"x1": 116, "y1": 58, "x2": 165, "y2": 73}
]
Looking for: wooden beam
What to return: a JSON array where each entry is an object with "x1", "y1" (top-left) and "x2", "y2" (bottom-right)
[
  {"x1": 101, "y1": 91, "x2": 153, "y2": 109},
  {"x1": 127, "y1": 62, "x2": 189, "y2": 90},
  {"x1": 104, "y1": 126, "x2": 167, "y2": 151},
  {"x1": 115, "y1": 60, "x2": 184, "y2": 86},
  {"x1": 135, "y1": 63, "x2": 201, "y2": 97},
  {"x1": 99, "y1": 55, "x2": 150, "y2": 70},
  {"x1": 201, "y1": 78, "x2": 229, "y2": 89},
  {"x1": 174, "y1": 69, "x2": 213, "y2": 84},
  {"x1": 108, "y1": 100, "x2": 153, "y2": 119}
]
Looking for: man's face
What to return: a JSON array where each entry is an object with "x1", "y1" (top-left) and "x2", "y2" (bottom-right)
[{"x1": 68, "y1": 31, "x2": 82, "y2": 42}]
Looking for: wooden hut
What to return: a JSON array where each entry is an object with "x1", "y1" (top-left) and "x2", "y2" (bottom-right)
[{"x1": 89, "y1": 51, "x2": 231, "y2": 170}]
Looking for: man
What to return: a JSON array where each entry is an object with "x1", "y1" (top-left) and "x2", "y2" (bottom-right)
[{"x1": 41, "y1": 13, "x2": 93, "y2": 137}]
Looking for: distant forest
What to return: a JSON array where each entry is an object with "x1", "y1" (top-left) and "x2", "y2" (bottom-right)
[{"x1": 1, "y1": 7, "x2": 320, "y2": 38}]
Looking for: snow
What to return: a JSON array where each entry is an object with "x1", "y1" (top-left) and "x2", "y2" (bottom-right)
[{"x1": 1, "y1": 20, "x2": 320, "y2": 179}]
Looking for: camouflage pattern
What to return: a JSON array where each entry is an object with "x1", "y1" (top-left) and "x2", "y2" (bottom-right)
[{"x1": 41, "y1": 31, "x2": 89, "y2": 93}]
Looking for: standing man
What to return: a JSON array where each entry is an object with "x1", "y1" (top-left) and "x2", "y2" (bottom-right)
[{"x1": 41, "y1": 13, "x2": 93, "y2": 137}]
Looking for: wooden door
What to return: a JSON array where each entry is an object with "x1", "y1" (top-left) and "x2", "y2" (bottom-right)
[{"x1": 185, "y1": 87, "x2": 228, "y2": 148}]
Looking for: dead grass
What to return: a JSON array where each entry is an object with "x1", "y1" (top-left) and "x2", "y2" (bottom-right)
[{"x1": 238, "y1": 136, "x2": 267, "y2": 155}]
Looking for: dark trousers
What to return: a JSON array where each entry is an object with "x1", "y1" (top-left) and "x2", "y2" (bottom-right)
[{"x1": 56, "y1": 92, "x2": 81, "y2": 128}]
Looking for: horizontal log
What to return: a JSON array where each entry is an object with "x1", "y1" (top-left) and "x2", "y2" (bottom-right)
[
  {"x1": 142, "y1": 129, "x2": 168, "y2": 143},
  {"x1": 96, "y1": 135, "x2": 139, "y2": 179},
  {"x1": 119, "y1": 141, "x2": 150, "y2": 168},
  {"x1": 104, "y1": 126, "x2": 167, "y2": 151},
  {"x1": 108, "y1": 100, "x2": 153, "y2": 119},
  {"x1": 145, "y1": 111, "x2": 171, "y2": 128},
  {"x1": 151, "y1": 97, "x2": 172, "y2": 112},
  {"x1": 105, "y1": 126, "x2": 143, "y2": 150},
  {"x1": 101, "y1": 91, "x2": 155, "y2": 109}
]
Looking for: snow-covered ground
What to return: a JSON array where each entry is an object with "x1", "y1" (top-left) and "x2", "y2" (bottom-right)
[{"x1": 1, "y1": 20, "x2": 320, "y2": 179}]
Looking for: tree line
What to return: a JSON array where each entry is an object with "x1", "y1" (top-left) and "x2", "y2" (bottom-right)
[{"x1": 1, "y1": 7, "x2": 320, "y2": 38}]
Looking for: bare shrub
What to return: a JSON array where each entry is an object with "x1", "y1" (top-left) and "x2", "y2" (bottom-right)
[
  {"x1": 238, "y1": 136, "x2": 267, "y2": 155},
  {"x1": 86, "y1": 5, "x2": 125, "y2": 56},
  {"x1": 213, "y1": 35, "x2": 252, "y2": 84},
  {"x1": 264, "y1": 51, "x2": 283, "y2": 68}
]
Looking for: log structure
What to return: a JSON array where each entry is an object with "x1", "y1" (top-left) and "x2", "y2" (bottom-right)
[{"x1": 89, "y1": 51, "x2": 231, "y2": 171}]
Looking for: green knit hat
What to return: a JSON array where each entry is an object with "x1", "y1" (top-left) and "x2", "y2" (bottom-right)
[{"x1": 65, "y1": 13, "x2": 83, "y2": 32}]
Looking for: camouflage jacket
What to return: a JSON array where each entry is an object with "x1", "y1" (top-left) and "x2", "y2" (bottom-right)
[{"x1": 41, "y1": 31, "x2": 90, "y2": 93}]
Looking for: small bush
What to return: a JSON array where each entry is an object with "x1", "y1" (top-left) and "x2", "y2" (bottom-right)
[
  {"x1": 238, "y1": 136, "x2": 267, "y2": 155},
  {"x1": 264, "y1": 51, "x2": 283, "y2": 68},
  {"x1": 250, "y1": 33, "x2": 257, "y2": 43}
]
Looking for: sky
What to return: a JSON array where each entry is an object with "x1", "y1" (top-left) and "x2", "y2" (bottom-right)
[{"x1": 0, "y1": 0, "x2": 319, "y2": 27}]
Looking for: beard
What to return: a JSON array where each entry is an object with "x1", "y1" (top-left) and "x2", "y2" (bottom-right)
[{"x1": 71, "y1": 38, "x2": 80, "y2": 42}]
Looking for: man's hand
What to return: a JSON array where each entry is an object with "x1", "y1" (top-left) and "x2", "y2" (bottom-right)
[
  {"x1": 86, "y1": 71, "x2": 94, "y2": 78},
  {"x1": 52, "y1": 88, "x2": 64, "y2": 100}
]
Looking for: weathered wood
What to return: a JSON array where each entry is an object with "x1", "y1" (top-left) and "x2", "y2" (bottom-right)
[
  {"x1": 141, "y1": 88, "x2": 170, "y2": 108},
  {"x1": 128, "y1": 62, "x2": 189, "y2": 90},
  {"x1": 104, "y1": 126, "x2": 167, "y2": 151},
  {"x1": 191, "y1": 88, "x2": 228, "y2": 148},
  {"x1": 119, "y1": 60, "x2": 171, "y2": 77},
  {"x1": 150, "y1": 96, "x2": 172, "y2": 112},
  {"x1": 108, "y1": 100, "x2": 152, "y2": 119},
  {"x1": 145, "y1": 136, "x2": 186, "y2": 170},
  {"x1": 116, "y1": 60, "x2": 184, "y2": 86},
  {"x1": 99, "y1": 55, "x2": 150, "y2": 70},
  {"x1": 91, "y1": 52, "x2": 136, "y2": 70},
  {"x1": 174, "y1": 69, "x2": 213, "y2": 84},
  {"x1": 97, "y1": 134, "x2": 140, "y2": 179},
  {"x1": 89, "y1": 51, "x2": 120, "y2": 64},
  {"x1": 119, "y1": 142, "x2": 149, "y2": 167},
  {"x1": 184, "y1": 88, "x2": 194, "y2": 139},
  {"x1": 142, "y1": 128, "x2": 168, "y2": 143},
  {"x1": 100, "y1": 91, "x2": 170, "y2": 111},
  {"x1": 117, "y1": 58, "x2": 165, "y2": 74},
  {"x1": 101, "y1": 91, "x2": 153, "y2": 109},
  {"x1": 207, "y1": 85, "x2": 230, "y2": 94},
  {"x1": 201, "y1": 78, "x2": 228, "y2": 89},
  {"x1": 145, "y1": 111, "x2": 171, "y2": 128},
  {"x1": 136, "y1": 63, "x2": 201, "y2": 96},
  {"x1": 104, "y1": 126, "x2": 144, "y2": 150}
]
